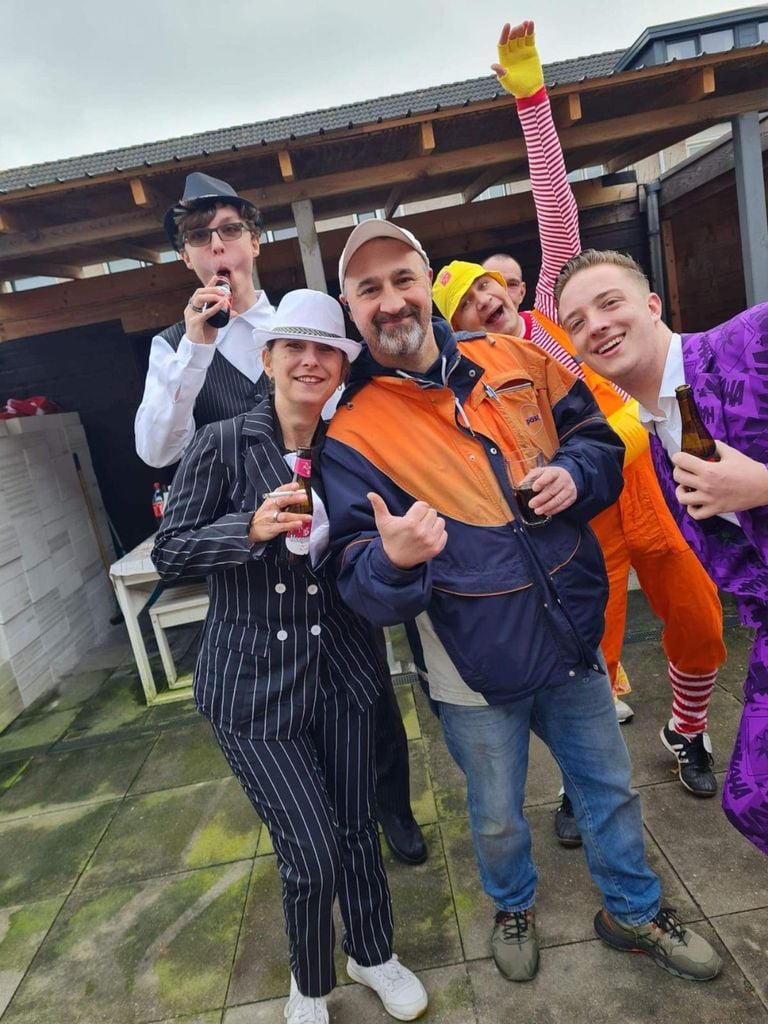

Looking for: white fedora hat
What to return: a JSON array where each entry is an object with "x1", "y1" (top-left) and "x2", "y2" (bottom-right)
[{"x1": 253, "y1": 289, "x2": 361, "y2": 360}]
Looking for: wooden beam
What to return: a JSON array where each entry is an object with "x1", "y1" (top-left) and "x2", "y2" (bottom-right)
[
  {"x1": 661, "y1": 219, "x2": 681, "y2": 331},
  {"x1": 9, "y1": 261, "x2": 85, "y2": 280},
  {"x1": 462, "y1": 167, "x2": 504, "y2": 204},
  {"x1": 420, "y1": 122, "x2": 436, "y2": 156},
  {"x1": 0, "y1": 45, "x2": 763, "y2": 211},
  {"x1": 603, "y1": 130, "x2": 685, "y2": 174},
  {"x1": 679, "y1": 67, "x2": 716, "y2": 105},
  {"x1": 292, "y1": 199, "x2": 327, "y2": 292},
  {"x1": 384, "y1": 184, "x2": 410, "y2": 219},
  {"x1": 129, "y1": 178, "x2": 158, "y2": 207},
  {"x1": 278, "y1": 150, "x2": 295, "y2": 182},
  {"x1": 1, "y1": 84, "x2": 766, "y2": 267},
  {"x1": 553, "y1": 93, "x2": 582, "y2": 129},
  {"x1": 0, "y1": 208, "x2": 23, "y2": 234},
  {"x1": 111, "y1": 243, "x2": 164, "y2": 263}
]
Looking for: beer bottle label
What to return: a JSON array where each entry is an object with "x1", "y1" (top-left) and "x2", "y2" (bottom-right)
[{"x1": 294, "y1": 456, "x2": 312, "y2": 478}]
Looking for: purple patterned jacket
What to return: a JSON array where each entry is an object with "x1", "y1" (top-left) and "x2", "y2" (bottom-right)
[{"x1": 649, "y1": 304, "x2": 768, "y2": 634}]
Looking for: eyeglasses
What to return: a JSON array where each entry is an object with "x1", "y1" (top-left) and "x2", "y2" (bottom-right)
[{"x1": 182, "y1": 222, "x2": 251, "y2": 247}]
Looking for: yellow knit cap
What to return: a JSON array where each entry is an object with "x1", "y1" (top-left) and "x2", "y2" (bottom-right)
[{"x1": 432, "y1": 260, "x2": 507, "y2": 326}]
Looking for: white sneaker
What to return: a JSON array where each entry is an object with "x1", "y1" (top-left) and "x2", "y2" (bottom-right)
[
  {"x1": 346, "y1": 954, "x2": 428, "y2": 1021},
  {"x1": 614, "y1": 697, "x2": 634, "y2": 724},
  {"x1": 284, "y1": 974, "x2": 329, "y2": 1024}
]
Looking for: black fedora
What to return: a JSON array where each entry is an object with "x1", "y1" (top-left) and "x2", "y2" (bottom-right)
[{"x1": 163, "y1": 172, "x2": 260, "y2": 249}]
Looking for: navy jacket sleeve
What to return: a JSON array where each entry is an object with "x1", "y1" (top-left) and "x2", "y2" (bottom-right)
[
  {"x1": 321, "y1": 440, "x2": 433, "y2": 626},
  {"x1": 548, "y1": 376, "x2": 625, "y2": 523}
]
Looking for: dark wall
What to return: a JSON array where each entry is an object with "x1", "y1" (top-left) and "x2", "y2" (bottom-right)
[{"x1": 0, "y1": 320, "x2": 160, "y2": 552}]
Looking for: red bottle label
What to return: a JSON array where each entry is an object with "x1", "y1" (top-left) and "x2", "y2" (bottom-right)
[{"x1": 294, "y1": 456, "x2": 311, "y2": 479}]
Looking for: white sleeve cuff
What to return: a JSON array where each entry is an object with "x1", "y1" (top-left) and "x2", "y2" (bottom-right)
[{"x1": 178, "y1": 335, "x2": 218, "y2": 369}]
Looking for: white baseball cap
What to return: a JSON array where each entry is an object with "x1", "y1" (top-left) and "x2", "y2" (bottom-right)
[
  {"x1": 338, "y1": 220, "x2": 430, "y2": 288},
  {"x1": 252, "y1": 289, "x2": 361, "y2": 360}
]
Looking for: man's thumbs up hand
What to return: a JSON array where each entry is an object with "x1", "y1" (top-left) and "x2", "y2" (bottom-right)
[{"x1": 367, "y1": 493, "x2": 448, "y2": 569}]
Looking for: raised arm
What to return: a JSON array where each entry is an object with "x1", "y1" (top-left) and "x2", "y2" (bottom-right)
[{"x1": 493, "y1": 21, "x2": 579, "y2": 323}]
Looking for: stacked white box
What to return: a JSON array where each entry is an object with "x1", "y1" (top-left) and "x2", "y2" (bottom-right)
[{"x1": 0, "y1": 413, "x2": 116, "y2": 728}]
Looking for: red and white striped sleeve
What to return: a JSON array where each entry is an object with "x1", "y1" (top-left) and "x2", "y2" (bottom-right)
[{"x1": 516, "y1": 87, "x2": 580, "y2": 326}]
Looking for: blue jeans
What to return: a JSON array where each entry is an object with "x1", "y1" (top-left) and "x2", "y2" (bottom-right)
[{"x1": 437, "y1": 668, "x2": 661, "y2": 926}]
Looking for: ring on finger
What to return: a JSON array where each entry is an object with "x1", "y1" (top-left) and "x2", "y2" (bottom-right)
[
  {"x1": 189, "y1": 302, "x2": 204, "y2": 313},
  {"x1": 272, "y1": 510, "x2": 280, "y2": 523}
]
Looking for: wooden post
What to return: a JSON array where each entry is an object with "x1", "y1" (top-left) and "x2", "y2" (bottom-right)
[
  {"x1": 291, "y1": 199, "x2": 327, "y2": 293},
  {"x1": 661, "y1": 219, "x2": 682, "y2": 332}
]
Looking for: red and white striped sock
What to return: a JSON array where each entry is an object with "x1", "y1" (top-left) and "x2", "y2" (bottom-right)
[{"x1": 668, "y1": 662, "x2": 716, "y2": 735}]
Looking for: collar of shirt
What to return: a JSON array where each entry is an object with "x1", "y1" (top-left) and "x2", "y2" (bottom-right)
[
  {"x1": 638, "y1": 333, "x2": 684, "y2": 449},
  {"x1": 215, "y1": 292, "x2": 275, "y2": 382}
]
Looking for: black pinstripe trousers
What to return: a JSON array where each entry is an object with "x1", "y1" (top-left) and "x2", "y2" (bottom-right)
[{"x1": 211, "y1": 678, "x2": 394, "y2": 997}]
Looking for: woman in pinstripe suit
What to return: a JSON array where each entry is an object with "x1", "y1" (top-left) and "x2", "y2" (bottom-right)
[{"x1": 152, "y1": 290, "x2": 427, "y2": 1024}]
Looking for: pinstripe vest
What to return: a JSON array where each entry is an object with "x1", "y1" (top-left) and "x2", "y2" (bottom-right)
[{"x1": 160, "y1": 320, "x2": 270, "y2": 427}]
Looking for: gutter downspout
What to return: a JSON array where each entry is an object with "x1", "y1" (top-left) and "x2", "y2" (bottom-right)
[{"x1": 644, "y1": 179, "x2": 667, "y2": 315}]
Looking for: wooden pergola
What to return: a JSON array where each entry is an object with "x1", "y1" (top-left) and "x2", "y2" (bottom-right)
[{"x1": 0, "y1": 43, "x2": 766, "y2": 345}]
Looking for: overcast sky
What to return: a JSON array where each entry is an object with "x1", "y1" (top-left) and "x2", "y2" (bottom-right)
[{"x1": 1, "y1": 0, "x2": 759, "y2": 171}]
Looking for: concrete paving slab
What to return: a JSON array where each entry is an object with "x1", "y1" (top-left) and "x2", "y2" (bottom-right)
[
  {"x1": 714, "y1": 624, "x2": 756, "y2": 703},
  {"x1": 144, "y1": 698, "x2": 201, "y2": 732},
  {"x1": 395, "y1": 684, "x2": 420, "y2": 741},
  {"x1": 0, "y1": 762, "x2": 27, "y2": 796},
  {"x1": 711, "y1": 907, "x2": 768, "y2": 1006},
  {"x1": 0, "y1": 802, "x2": 117, "y2": 908},
  {"x1": 383, "y1": 823, "x2": 463, "y2": 970},
  {"x1": 24, "y1": 669, "x2": 112, "y2": 714},
  {"x1": 414, "y1": 690, "x2": 468, "y2": 823},
  {"x1": 226, "y1": 855, "x2": 287, "y2": 1005},
  {"x1": 641, "y1": 780, "x2": 768, "y2": 917},
  {"x1": 229, "y1": 824, "x2": 461, "y2": 1007},
  {"x1": 0, "y1": 736, "x2": 154, "y2": 821},
  {"x1": 79, "y1": 777, "x2": 260, "y2": 891},
  {"x1": 0, "y1": 709, "x2": 80, "y2": 763},
  {"x1": 440, "y1": 801, "x2": 700, "y2": 963},
  {"x1": 56, "y1": 673, "x2": 153, "y2": 747},
  {"x1": 466, "y1": 924, "x2": 767, "y2": 1024},
  {"x1": 128, "y1": 721, "x2": 230, "y2": 795},
  {"x1": 619, "y1": 640, "x2": 745, "y2": 789},
  {"x1": 224, "y1": 962, "x2": 477, "y2": 1024},
  {"x1": 0, "y1": 896, "x2": 66, "y2": 1015},
  {"x1": 407, "y1": 738, "x2": 438, "y2": 826},
  {"x1": 1, "y1": 863, "x2": 250, "y2": 1024},
  {"x1": 71, "y1": 630, "x2": 133, "y2": 672},
  {"x1": 154, "y1": 1015, "x2": 222, "y2": 1024}
]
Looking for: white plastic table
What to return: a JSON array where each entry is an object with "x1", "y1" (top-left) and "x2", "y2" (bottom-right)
[{"x1": 109, "y1": 534, "x2": 202, "y2": 705}]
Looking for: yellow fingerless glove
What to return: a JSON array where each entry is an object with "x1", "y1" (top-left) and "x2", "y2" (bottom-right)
[
  {"x1": 607, "y1": 400, "x2": 649, "y2": 467},
  {"x1": 496, "y1": 30, "x2": 544, "y2": 99}
]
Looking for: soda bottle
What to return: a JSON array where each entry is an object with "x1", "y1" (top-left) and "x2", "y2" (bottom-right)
[
  {"x1": 206, "y1": 278, "x2": 231, "y2": 329},
  {"x1": 152, "y1": 482, "x2": 165, "y2": 522},
  {"x1": 675, "y1": 385, "x2": 719, "y2": 461},
  {"x1": 282, "y1": 447, "x2": 313, "y2": 568}
]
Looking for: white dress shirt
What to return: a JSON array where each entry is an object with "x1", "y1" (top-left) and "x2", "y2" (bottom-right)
[
  {"x1": 135, "y1": 293, "x2": 275, "y2": 467},
  {"x1": 638, "y1": 333, "x2": 740, "y2": 527}
]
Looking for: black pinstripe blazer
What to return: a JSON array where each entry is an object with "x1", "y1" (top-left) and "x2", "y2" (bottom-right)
[{"x1": 152, "y1": 398, "x2": 383, "y2": 740}]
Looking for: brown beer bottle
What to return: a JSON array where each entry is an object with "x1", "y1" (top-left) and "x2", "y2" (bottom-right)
[
  {"x1": 675, "y1": 385, "x2": 720, "y2": 462},
  {"x1": 282, "y1": 446, "x2": 313, "y2": 569}
]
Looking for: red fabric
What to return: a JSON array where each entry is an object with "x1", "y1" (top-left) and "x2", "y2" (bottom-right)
[{"x1": 0, "y1": 396, "x2": 61, "y2": 419}]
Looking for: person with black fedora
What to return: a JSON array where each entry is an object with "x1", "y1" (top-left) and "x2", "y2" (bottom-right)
[
  {"x1": 135, "y1": 171, "x2": 274, "y2": 467},
  {"x1": 135, "y1": 170, "x2": 427, "y2": 867}
]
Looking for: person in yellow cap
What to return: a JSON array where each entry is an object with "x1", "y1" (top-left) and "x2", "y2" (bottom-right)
[{"x1": 432, "y1": 22, "x2": 726, "y2": 843}]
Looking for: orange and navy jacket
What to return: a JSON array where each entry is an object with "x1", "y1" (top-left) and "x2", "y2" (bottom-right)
[{"x1": 321, "y1": 318, "x2": 625, "y2": 704}]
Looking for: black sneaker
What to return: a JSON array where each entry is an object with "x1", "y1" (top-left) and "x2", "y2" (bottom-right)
[
  {"x1": 554, "y1": 793, "x2": 582, "y2": 847},
  {"x1": 594, "y1": 906, "x2": 722, "y2": 981},
  {"x1": 659, "y1": 722, "x2": 717, "y2": 797}
]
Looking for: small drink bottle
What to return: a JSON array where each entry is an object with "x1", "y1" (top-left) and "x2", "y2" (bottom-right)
[
  {"x1": 675, "y1": 385, "x2": 719, "y2": 461},
  {"x1": 151, "y1": 482, "x2": 165, "y2": 522},
  {"x1": 206, "y1": 278, "x2": 231, "y2": 329},
  {"x1": 282, "y1": 447, "x2": 313, "y2": 568}
]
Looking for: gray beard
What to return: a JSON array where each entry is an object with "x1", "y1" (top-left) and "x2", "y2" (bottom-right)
[{"x1": 372, "y1": 318, "x2": 426, "y2": 359}]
